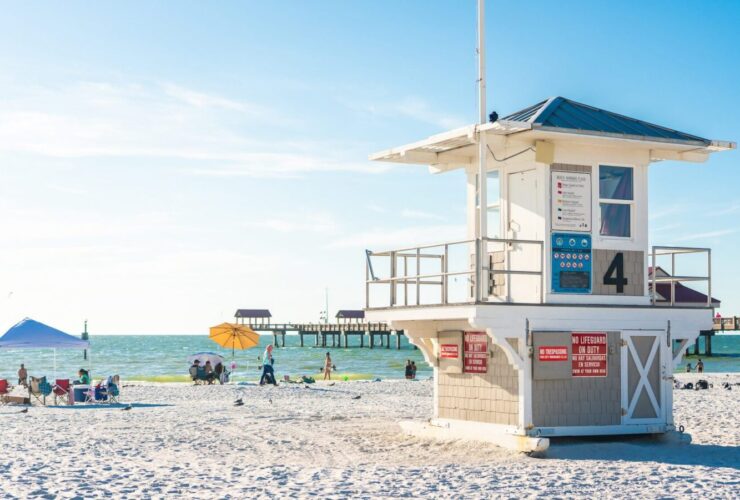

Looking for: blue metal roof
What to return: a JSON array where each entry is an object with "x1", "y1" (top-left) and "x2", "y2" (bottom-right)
[{"x1": 502, "y1": 97, "x2": 710, "y2": 145}]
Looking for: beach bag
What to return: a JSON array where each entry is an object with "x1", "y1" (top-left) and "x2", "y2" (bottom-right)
[
  {"x1": 696, "y1": 379, "x2": 710, "y2": 390},
  {"x1": 301, "y1": 376, "x2": 315, "y2": 384}
]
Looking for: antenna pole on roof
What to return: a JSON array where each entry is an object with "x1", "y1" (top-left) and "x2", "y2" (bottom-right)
[{"x1": 476, "y1": 0, "x2": 488, "y2": 302}]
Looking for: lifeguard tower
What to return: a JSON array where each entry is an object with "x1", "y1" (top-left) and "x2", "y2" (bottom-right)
[{"x1": 364, "y1": 2, "x2": 735, "y2": 453}]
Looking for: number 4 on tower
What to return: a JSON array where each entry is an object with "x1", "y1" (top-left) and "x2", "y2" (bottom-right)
[{"x1": 603, "y1": 253, "x2": 628, "y2": 293}]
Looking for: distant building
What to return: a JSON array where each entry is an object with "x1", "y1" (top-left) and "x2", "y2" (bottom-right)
[
  {"x1": 234, "y1": 309, "x2": 271, "y2": 325},
  {"x1": 336, "y1": 310, "x2": 365, "y2": 324}
]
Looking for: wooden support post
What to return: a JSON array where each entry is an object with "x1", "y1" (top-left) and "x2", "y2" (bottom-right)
[
  {"x1": 396, "y1": 333, "x2": 401, "y2": 350},
  {"x1": 370, "y1": 333, "x2": 374, "y2": 349},
  {"x1": 694, "y1": 338, "x2": 700, "y2": 356},
  {"x1": 300, "y1": 332, "x2": 304, "y2": 347},
  {"x1": 386, "y1": 333, "x2": 390, "y2": 349},
  {"x1": 706, "y1": 334, "x2": 712, "y2": 356},
  {"x1": 360, "y1": 333, "x2": 364, "y2": 348}
]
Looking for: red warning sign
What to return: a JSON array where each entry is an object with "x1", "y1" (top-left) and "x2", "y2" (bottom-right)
[
  {"x1": 538, "y1": 345, "x2": 568, "y2": 362},
  {"x1": 440, "y1": 344, "x2": 459, "y2": 359},
  {"x1": 463, "y1": 332, "x2": 488, "y2": 374},
  {"x1": 571, "y1": 332, "x2": 607, "y2": 377}
]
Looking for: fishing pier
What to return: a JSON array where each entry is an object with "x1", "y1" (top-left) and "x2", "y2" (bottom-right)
[{"x1": 233, "y1": 309, "x2": 411, "y2": 350}]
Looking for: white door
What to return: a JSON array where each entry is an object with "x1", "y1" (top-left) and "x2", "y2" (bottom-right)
[
  {"x1": 507, "y1": 169, "x2": 542, "y2": 302},
  {"x1": 621, "y1": 330, "x2": 666, "y2": 425}
]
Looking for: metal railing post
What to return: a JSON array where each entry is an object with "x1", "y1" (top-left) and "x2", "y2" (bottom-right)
[
  {"x1": 365, "y1": 254, "x2": 370, "y2": 309},
  {"x1": 707, "y1": 249, "x2": 712, "y2": 307},
  {"x1": 651, "y1": 247, "x2": 656, "y2": 306},
  {"x1": 390, "y1": 251, "x2": 397, "y2": 307},
  {"x1": 442, "y1": 243, "x2": 449, "y2": 305},
  {"x1": 670, "y1": 251, "x2": 676, "y2": 306},
  {"x1": 474, "y1": 238, "x2": 481, "y2": 302},
  {"x1": 403, "y1": 255, "x2": 408, "y2": 306},
  {"x1": 416, "y1": 247, "x2": 421, "y2": 306}
]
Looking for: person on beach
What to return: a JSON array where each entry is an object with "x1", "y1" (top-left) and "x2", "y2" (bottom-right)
[
  {"x1": 411, "y1": 361, "x2": 417, "y2": 380},
  {"x1": 214, "y1": 362, "x2": 224, "y2": 385},
  {"x1": 204, "y1": 360, "x2": 215, "y2": 384},
  {"x1": 686, "y1": 363, "x2": 692, "y2": 373},
  {"x1": 405, "y1": 360, "x2": 413, "y2": 379},
  {"x1": 260, "y1": 344, "x2": 277, "y2": 386},
  {"x1": 189, "y1": 359, "x2": 201, "y2": 382},
  {"x1": 323, "y1": 352, "x2": 332, "y2": 381},
  {"x1": 74, "y1": 368, "x2": 91, "y2": 385},
  {"x1": 697, "y1": 359, "x2": 704, "y2": 373},
  {"x1": 17, "y1": 364, "x2": 28, "y2": 388}
]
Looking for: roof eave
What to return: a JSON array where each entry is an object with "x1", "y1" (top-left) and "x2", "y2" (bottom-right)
[{"x1": 369, "y1": 121, "x2": 531, "y2": 166}]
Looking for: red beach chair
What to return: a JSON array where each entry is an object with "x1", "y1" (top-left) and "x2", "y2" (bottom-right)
[
  {"x1": 53, "y1": 379, "x2": 71, "y2": 405},
  {"x1": 0, "y1": 379, "x2": 10, "y2": 405}
]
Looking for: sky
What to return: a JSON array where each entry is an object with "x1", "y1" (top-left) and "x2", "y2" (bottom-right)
[{"x1": 0, "y1": 1, "x2": 738, "y2": 334}]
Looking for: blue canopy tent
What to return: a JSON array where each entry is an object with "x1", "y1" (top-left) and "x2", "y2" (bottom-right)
[{"x1": 0, "y1": 318, "x2": 90, "y2": 380}]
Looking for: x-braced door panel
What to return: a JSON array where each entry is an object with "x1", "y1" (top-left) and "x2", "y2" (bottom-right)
[{"x1": 621, "y1": 331, "x2": 665, "y2": 425}]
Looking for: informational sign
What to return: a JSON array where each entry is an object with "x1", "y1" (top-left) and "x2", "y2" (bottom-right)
[
  {"x1": 551, "y1": 171, "x2": 591, "y2": 232},
  {"x1": 551, "y1": 233, "x2": 592, "y2": 294},
  {"x1": 463, "y1": 331, "x2": 488, "y2": 374},
  {"x1": 571, "y1": 332, "x2": 607, "y2": 377},
  {"x1": 538, "y1": 345, "x2": 568, "y2": 362},
  {"x1": 440, "y1": 344, "x2": 459, "y2": 359}
]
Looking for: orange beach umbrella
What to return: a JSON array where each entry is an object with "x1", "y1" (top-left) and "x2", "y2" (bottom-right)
[{"x1": 209, "y1": 322, "x2": 260, "y2": 356}]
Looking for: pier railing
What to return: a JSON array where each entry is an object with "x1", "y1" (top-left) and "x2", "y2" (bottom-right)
[
  {"x1": 365, "y1": 237, "x2": 544, "y2": 309},
  {"x1": 649, "y1": 246, "x2": 712, "y2": 307}
]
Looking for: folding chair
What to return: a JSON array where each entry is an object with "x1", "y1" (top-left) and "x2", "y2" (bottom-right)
[
  {"x1": 98, "y1": 375, "x2": 121, "y2": 404},
  {"x1": 0, "y1": 379, "x2": 10, "y2": 405},
  {"x1": 29, "y1": 376, "x2": 52, "y2": 405},
  {"x1": 53, "y1": 379, "x2": 71, "y2": 405},
  {"x1": 107, "y1": 375, "x2": 121, "y2": 404}
]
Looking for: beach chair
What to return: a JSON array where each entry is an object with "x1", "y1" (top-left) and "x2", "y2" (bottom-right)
[
  {"x1": 99, "y1": 375, "x2": 121, "y2": 404},
  {"x1": 53, "y1": 379, "x2": 71, "y2": 405},
  {"x1": 29, "y1": 376, "x2": 52, "y2": 405},
  {"x1": 0, "y1": 379, "x2": 10, "y2": 405}
]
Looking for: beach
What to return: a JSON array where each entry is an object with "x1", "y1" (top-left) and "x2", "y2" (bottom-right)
[{"x1": 1, "y1": 373, "x2": 738, "y2": 498}]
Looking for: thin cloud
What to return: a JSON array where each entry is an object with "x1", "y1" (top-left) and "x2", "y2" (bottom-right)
[
  {"x1": 245, "y1": 213, "x2": 339, "y2": 234},
  {"x1": 649, "y1": 205, "x2": 686, "y2": 221},
  {"x1": 327, "y1": 224, "x2": 466, "y2": 250},
  {"x1": 673, "y1": 228, "x2": 737, "y2": 242},
  {"x1": 401, "y1": 208, "x2": 446, "y2": 221},
  {"x1": 343, "y1": 95, "x2": 467, "y2": 130},
  {"x1": 714, "y1": 202, "x2": 740, "y2": 216},
  {"x1": 0, "y1": 80, "x2": 384, "y2": 176}
]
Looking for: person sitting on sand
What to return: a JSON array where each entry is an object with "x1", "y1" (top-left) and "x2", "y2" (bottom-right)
[
  {"x1": 405, "y1": 360, "x2": 412, "y2": 380},
  {"x1": 204, "y1": 361, "x2": 215, "y2": 384},
  {"x1": 260, "y1": 344, "x2": 277, "y2": 386},
  {"x1": 214, "y1": 362, "x2": 225, "y2": 385},
  {"x1": 323, "y1": 352, "x2": 332, "y2": 381},
  {"x1": 18, "y1": 363, "x2": 28, "y2": 388},
  {"x1": 189, "y1": 359, "x2": 201, "y2": 382},
  {"x1": 697, "y1": 359, "x2": 704, "y2": 373},
  {"x1": 411, "y1": 361, "x2": 417, "y2": 380},
  {"x1": 74, "y1": 368, "x2": 91, "y2": 385}
]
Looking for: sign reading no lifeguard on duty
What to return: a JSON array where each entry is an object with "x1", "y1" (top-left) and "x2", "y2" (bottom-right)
[
  {"x1": 571, "y1": 332, "x2": 607, "y2": 377},
  {"x1": 463, "y1": 332, "x2": 488, "y2": 373}
]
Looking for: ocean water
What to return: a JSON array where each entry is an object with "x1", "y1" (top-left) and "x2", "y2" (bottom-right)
[
  {"x1": 0, "y1": 333, "x2": 737, "y2": 384},
  {"x1": 0, "y1": 334, "x2": 431, "y2": 383}
]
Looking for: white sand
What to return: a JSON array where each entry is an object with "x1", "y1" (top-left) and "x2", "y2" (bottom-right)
[{"x1": 1, "y1": 373, "x2": 738, "y2": 498}]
